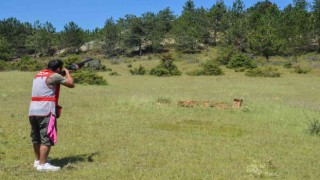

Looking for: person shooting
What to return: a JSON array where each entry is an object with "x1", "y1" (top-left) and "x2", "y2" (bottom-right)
[{"x1": 28, "y1": 59, "x2": 76, "y2": 171}]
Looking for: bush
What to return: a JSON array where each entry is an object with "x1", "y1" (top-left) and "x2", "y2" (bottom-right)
[
  {"x1": 63, "y1": 55, "x2": 80, "y2": 67},
  {"x1": 245, "y1": 66, "x2": 281, "y2": 77},
  {"x1": 9, "y1": 56, "x2": 45, "y2": 71},
  {"x1": 283, "y1": 61, "x2": 292, "y2": 68},
  {"x1": 150, "y1": 53, "x2": 181, "y2": 76},
  {"x1": 187, "y1": 61, "x2": 224, "y2": 76},
  {"x1": 227, "y1": 53, "x2": 257, "y2": 70},
  {"x1": 109, "y1": 71, "x2": 120, "y2": 76},
  {"x1": 293, "y1": 66, "x2": 310, "y2": 74},
  {"x1": 157, "y1": 97, "x2": 172, "y2": 104},
  {"x1": 130, "y1": 65, "x2": 147, "y2": 75},
  {"x1": 85, "y1": 60, "x2": 111, "y2": 71},
  {"x1": 0, "y1": 37, "x2": 13, "y2": 61},
  {"x1": 0, "y1": 60, "x2": 8, "y2": 71},
  {"x1": 307, "y1": 119, "x2": 320, "y2": 136},
  {"x1": 216, "y1": 46, "x2": 238, "y2": 65},
  {"x1": 72, "y1": 70, "x2": 107, "y2": 85}
]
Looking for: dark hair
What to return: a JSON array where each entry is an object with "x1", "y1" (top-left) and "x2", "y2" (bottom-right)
[{"x1": 47, "y1": 59, "x2": 63, "y2": 71}]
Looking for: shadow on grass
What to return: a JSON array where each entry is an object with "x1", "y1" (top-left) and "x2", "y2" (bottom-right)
[{"x1": 50, "y1": 152, "x2": 99, "y2": 168}]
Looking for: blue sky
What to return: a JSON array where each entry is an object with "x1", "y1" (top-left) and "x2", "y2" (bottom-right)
[{"x1": 0, "y1": 0, "x2": 313, "y2": 31}]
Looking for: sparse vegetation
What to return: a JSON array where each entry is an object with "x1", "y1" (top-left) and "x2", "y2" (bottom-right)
[
  {"x1": 293, "y1": 66, "x2": 310, "y2": 74},
  {"x1": 187, "y1": 60, "x2": 224, "y2": 76},
  {"x1": 149, "y1": 53, "x2": 181, "y2": 76},
  {"x1": 9, "y1": 56, "x2": 45, "y2": 71},
  {"x1": 109, "y1": 71, "x2": 120, "y2": 76},
  {"x1": 283, "y1": 61, "x2": 292, "y2": 68},
  {"x1": 227, "y1": 53, "x2": 257, "y2": 70},
  {"x1": 245, "y1": 66, "x2": 281, "y2": 77},
  {"x1": 130, "y1": 65, "x2": 147, "y2": 75},
  {"x1": 72, "y1": 70, "x2": 107, "y2": 85},
  {"x1": 307, "y1": 119, "x2": 320, "y2": 136}
]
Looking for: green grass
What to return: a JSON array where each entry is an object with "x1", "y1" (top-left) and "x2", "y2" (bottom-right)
[{"x1": 1, "y1": 57, "x2": 320, "y2": 179}]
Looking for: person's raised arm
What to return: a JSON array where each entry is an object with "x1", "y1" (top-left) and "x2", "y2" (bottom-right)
[{"x1": 63, "y1": 68, "x2": 75, "y2": 88}]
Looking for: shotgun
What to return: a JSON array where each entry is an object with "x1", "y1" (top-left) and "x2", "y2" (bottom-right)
[{"x1": 61, "y1": 58, "x2": 94, "y2": 75}]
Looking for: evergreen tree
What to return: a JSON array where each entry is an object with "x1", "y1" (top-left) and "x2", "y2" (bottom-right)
[
  {"x1": 247, "y1": 1, "x2": 284, "y2": 59},
  {"x1": 171, "y1": 0, "x2": 209, "y2": 52},
  {"x1": 26, "y1": 21, "x2": 56, "y2": 57},
  {"x1": 141, "y1": 12, "x2": 158, "y2": 52},
  {"x1": 60, "y1": 21, "x2": 85, "y2": 52},
  {"x1": 102, "y1": 18, "x2": 121, "y2": 57},
  {"x1": 153, "y1": 8, "x2": 176, "y2": 51},
  {"x1": 0, "y1": 18, "x2": 32, "y2": 58},
  {"x1": 0, "y1": 36, "x2": 13, "y2": 60},
  {"x1": 280, "y1": 0, "x2": 313, "y2": 54},
  {"x1": 157, "y1": 7, "x2": 176, "y2": 34},
  {"x1": 223, "y1": 0, "x2": 249, "y2": 52},
  {"x1": 122, "y1": 15, "x2": 145, "y2": 56},
  {"x1": 312, "y1": 0, "x2": 320, "y2": 52},
  {"x1": 208, "y1": 0, "x2": 227, "y2": 46}
]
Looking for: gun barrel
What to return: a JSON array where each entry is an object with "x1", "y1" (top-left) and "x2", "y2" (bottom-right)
[
  {"x1": 77, "y1": 58, "x2": 94, "y2": 68},
  {"x1": 62, "y1": 58, "x2": 94, "y2": 74}
]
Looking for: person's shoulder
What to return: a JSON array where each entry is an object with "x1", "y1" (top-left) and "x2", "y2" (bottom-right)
[
  {"x1": 49, "y1": 73, "x2": 66, "y2": 83},
  {"x1": 51, "y1": 72, "x2": 63, "y2": 78}
]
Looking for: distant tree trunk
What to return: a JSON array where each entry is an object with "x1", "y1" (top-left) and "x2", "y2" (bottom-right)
[
  {"x1": 33, "y1": 50, "x2": 37, "y2": 58},
  {"x1": 213, "y1": 19, "x2": 218, "y2": 46},
  {"x1": 213, "y1": 30, "x2": 217, "y2": 46},
  {"x1": 139, "y1": 39, "x2": 142, "y2": 56}
]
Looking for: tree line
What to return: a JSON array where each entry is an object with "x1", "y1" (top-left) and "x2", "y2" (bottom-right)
[{"x1": 0, "y1": 0, "x2": 319, "y2": 61}]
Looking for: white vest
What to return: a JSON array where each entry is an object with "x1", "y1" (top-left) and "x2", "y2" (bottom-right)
[{"x1": 29, "y1": 70, "x2": 59, "y2": 116}]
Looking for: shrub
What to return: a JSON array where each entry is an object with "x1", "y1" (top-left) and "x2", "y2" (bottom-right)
[
  {"x1": 63, "y1": 55, "x2": 80, "y2": 67},
  {"x1": 130, "y1": 65, "x2": 147, "y2": 75},
  {"x1": 245, "y1": 67, "x2": 281, "y2": 77},
  {"x1": 307, "y1": 119, "x2": 320, "y2": 136},
  {"x1": 293, "y1": 66, "x2": 310, "y2": 74},
  {"x1": 85, "y1": 60, "x2": 110, "y2": 71},
  {"x1": 187, "y1": 61, "x2": 224, "y2": 76},
  {"x1": 150, "y1": 53, "x2": 181, "y2": 76},
  {"x1": 227, "y1": 53, "x2": 257, "y2": 70},
  {"x1": 283, "y1": 61, "x2": 292, "y2": 68},
  {"x1": 9, "y1": 56, "x2": 45, "y2": 71},
  {"x1": 0, "y1": 37, "x2": 13, "y2": 61},
  {"x1": 72, "y1": 70, "x2": 107, "y2": 85},
  {"x1": 109, "y1": 71, "x2": 120, "y2": 76},
  {"x1": 216, "y1": 46, "x2": 238, "y2": 65},
  {"x1": 157, "y1": 97, "x2": 172, "y2": 104},
  {"x1": 0, "y1": 60, "x2": 8, "y2": 71}
]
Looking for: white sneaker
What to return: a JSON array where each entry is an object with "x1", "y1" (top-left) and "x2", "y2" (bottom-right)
[
  {"x1": 34, "y1": 160, "x2": 51, "y2": 168},
  {"x1": 34, "y1": 160, "x2": 40, "y2": 168},
  {"x1": 37, "y1": 163, "x2": 60, "y2": 172}
]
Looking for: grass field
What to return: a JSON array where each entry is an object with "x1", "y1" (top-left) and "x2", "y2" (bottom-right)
[{"x1": 1, "y1": 56, "x2": 320, "y2": 179}]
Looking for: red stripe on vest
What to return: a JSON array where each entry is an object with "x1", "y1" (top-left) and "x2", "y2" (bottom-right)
[{"x1": 32, "y1": 97, "x2": 56, "y2": 101}]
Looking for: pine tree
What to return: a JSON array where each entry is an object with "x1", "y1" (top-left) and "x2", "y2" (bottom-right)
[
  {"x1": 102, "y1": 18, "x2": 121, "y2": 57},
  {"x1": 247, "y1": 1, "x2": 284, "y2": 59},
  {"x1": 60, "y1": 21, "x2": 85, "y2": 53},
  {"x1": 208, "y1": 0, "x2": 227, "y2": 46},
  {"x1": 312, "y1": 0, "x2": 320, "y2": 52},
  {"x1": 26, "y1": 21, "x2": 56, "y2": 57},
  {"x1": 223, "y1": 0, "x2": 249, "y2": 52},
  {"x1": 172, "y1": 0, "x2": 209, "y2": 52}
]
